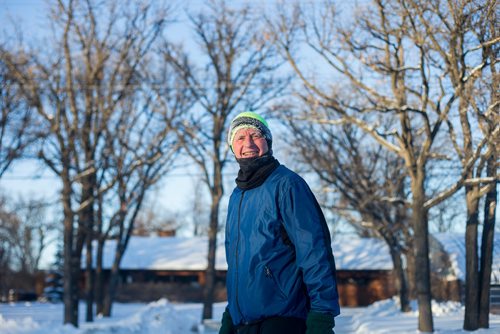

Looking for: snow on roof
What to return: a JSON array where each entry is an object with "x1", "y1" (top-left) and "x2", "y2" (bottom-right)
[
  {"x1": 333, "y1": 232, "x2": 500, "y2": 282},
  {"x1": 332, "y1": 236, "x2": 393, "y2": 271},
  {"x1": 89, "y1": 236, "x2": 228, "y2": 271},
  {"x1": 88, "y1": 232, "x2": 500, "y2": 283},
  {"x1": 434, "y1": 233, "x2": 500, "y2": 284},
  {"x1": 89, "y1": 234, "x2": 393, "y2": 271}
]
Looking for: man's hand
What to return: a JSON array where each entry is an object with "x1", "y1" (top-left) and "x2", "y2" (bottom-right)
[
  {"x1": 305, "y1": 311, "x2": 335, "y2": 334},
  {"x1": 219, "y1": 309, "x2": 235, "y2": 334}
]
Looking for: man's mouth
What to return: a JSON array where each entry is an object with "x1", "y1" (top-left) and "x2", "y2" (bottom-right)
[{"x1": 242, "y1": 151, "x2": 258, "y2": 157}]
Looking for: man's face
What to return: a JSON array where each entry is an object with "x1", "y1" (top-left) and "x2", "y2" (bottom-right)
[{"x1": 232, "y1": 127, "x2": 269, "y2": 159}]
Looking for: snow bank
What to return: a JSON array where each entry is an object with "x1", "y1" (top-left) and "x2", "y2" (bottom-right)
[
  {"x1": 0, "y1": 299, "x2": 198, "y2": 334},
  {"x1": 2, "y1": 299, "x2": 500, "y2": 334},
  {"x1": 0, "y1": 314, "x2": 41, "y2": 333},
  {"x1": 350, "y1": 297, "x2": 500, "y2": 334},
  {"x1": 80, "y1": 299, "x2": 179, "y2": 334}
]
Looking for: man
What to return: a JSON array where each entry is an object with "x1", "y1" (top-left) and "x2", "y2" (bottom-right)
[{"x1": 219, "y1": 111, "x2": 340, "y2": 334}]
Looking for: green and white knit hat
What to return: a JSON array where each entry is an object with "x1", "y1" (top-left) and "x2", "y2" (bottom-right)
[{"x1": 228, "y1": 111, "x2": 273, "y2": 152}]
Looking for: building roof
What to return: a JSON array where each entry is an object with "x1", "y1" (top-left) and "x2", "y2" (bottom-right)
[
  {"x1": 331, "y1": 236, "x2": 393, "y2": 271},
  {"x1": 91, "y1": 236, "x2": 228, "y2": 271},
  {"x1": 88, "y1": 232, "x2": 500, "y2": 283},
  {"x1": 91, "y1": 235, "x2": 394, "y2": 272},
  {"x1": 434, "y1": 233, "x2": 500, "y2": 284}
]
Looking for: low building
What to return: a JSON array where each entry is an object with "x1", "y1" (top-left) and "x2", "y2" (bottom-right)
[
  {"x1": 433, "y1": 233, "x2": 500, "y2": 314},
  {"x1": 82, "y1": 237, "x2": 227, "y2": 302},
  {"x1": 75, "y1": 233, "x2": 500, "y2": 307},
  {"x1": 332, "y1": 236, "x2": 396, "y2": 306}
]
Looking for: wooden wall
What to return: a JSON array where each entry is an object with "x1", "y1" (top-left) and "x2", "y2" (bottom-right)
[
  {"x1": 336, "y1": 270, "x2": 397, "y2": 307},
  {"x1": 73, "y1": 268, "x2": 467, "y2": 306}
]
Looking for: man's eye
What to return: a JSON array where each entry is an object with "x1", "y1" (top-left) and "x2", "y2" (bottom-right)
[{"x1": 252, "y1": 133, "x2": 263, "y2": 139}]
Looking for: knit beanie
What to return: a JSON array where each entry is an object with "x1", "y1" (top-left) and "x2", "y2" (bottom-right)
[{"x1": 228, "y1": 111, "x2": 273, "y2": 153}]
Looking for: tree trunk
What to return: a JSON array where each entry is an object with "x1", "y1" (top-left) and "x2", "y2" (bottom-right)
[
  {"x1": 69, "y1": 254, "x2": 82, "y2": 326},
  {"x1": 393, "y1": 197, "x2": 411, "y2": 312},
  {"x1": 478, "y1": 155, "x2": 497, "y2": 328},
  {"x1": 103, "y1": 190, "x2": 145, "y2": 318},
  {"x1": 85, "y1": 234, "x2": 94, "y2": 322},
  {"x1": 103, "y1": 231, "x2": 132, "y2": 318},
  {"x1": 95, "y1": 239, "x2": 105, "y2": 316},
  {"x1": 202, "y1": 188, "x2": 223, "y2": 320},
  {"x1": 463, "y1": 185, "x2": 480, "y2": 331},
  {"x1": 103, "y1": 256, "x2": 121, "y2": 317},
  {"x1": 82, "y1": 176, "x2": 95, "y2": 322},
  {"x1": 383, "y1": 233, "x2": 410, "y2": 312},
  {"x1": 62, "y1": 176, "x2": 78, "y2": 326},
  {"x1": 405, "y1": 241, "x2": 417, "y2": 300},
  {"x1": 391, "y1": 247, "x2": 411, "y2": 312},
  {"x1": 412, "y1": 175, "x2": 434, "y2": 333},
  {"x1": 63, "y1": 224, "x2": 78, "y2": 326},
  {"x1": 95, "y1": 191, "x2": 105, "y2": 316}
]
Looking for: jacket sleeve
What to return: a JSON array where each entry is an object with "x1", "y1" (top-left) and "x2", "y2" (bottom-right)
[{"x1": 279, "y1": 176, "x2": 340, "y2": 316}]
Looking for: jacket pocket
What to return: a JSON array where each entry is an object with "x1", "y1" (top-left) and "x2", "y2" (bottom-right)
[{"x1": 264, "y1": 265, "x2": 287, "y2": 299}]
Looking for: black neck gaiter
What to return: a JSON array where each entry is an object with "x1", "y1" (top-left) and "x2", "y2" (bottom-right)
[{"x1": 235, "y1": 154, "x2": 280, "y2": 190}]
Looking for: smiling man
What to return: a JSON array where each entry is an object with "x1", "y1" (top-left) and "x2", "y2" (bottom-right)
[
  {"x1": 220, "y1": 111, "x2": 340, "y2": 334},
  {"x1": 231, "y1": 127, "x2": 268, "y2": 159}
]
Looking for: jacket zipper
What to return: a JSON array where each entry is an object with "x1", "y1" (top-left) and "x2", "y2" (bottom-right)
[
  {"x1": 264, "y1": 265, "x2": 287, "y2": 299},
  {"x1": 235, "y1": 190, "x2": 246, "y2": 323}
]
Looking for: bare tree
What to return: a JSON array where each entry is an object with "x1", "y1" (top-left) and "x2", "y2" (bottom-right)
[
  {"x1": 191, "y1": 177, "x2": 209, "y2": 237},
  {"x1": 0, "y1": 0, "x2": 172, "y2": 326},
  {"x1": 0, "y1": 194, "x2": 56, "y2": 298},
  {"x1": 13, "y1": 197, "x2": 57, "y2": 273},
  {"x1": 86, "y1": 54, "x2": 191, "y2": 318},
  {"x1": 96, "y1": 77, "x2": 186, "y2": 317},
  {"x1": 475, "y1": 3, "x2": 498, "y2": 327},
  {"x1": 281, "y1": 107, "x2": 414, "y2": 312},
  {"x1": 477, "y1": 25, "x2": 498, "y2": 324},
  {"x1": 134, "y1": 206, "x2": 182, "y2": 237},
  {"x1": 161, "y1": 0, "x2": 288, "y2": 320},
  {"x1": 479, "y1": 149, "x2": 497, "y2": 328},
  {"x1": 429, "y1": 194, "x2": 463, "y2": 233},
  {"x1": 0, "y1": 61, "x2": 36, "y2": 177},
  {"x1": 271, "y1": 0, "x2": 497, "y2": 331},
  {"x1": 401, "y1": 1, "x2": 498, "y2": 329}
]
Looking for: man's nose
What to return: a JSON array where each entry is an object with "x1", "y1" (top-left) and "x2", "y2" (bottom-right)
[{"x1": 243, "y1": 135, "x2": 255, "y2": 146}]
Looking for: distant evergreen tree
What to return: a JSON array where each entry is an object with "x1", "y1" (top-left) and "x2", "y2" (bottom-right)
[
  {"x1": 52, "y1": 240, "x2": 64, "y2": 272},
  {"x1": 43, "y1": 239, "x2": 64, "y2": 302}
]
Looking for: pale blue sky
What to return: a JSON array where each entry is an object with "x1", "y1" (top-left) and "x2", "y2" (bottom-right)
[
  {"x1": 0, "y1": 0, "x2": 210, "y2": 213},
  {"x1": 0, "y1": 0, "x2": 298, "y2": 225},
  {"x1": 1, "y1": 0, "x2": 485, "y2": 247}
]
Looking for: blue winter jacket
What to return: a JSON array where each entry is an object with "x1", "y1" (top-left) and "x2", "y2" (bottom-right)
[{"x1": 225, "y1": 165, "x2": 340, "y2": 326}]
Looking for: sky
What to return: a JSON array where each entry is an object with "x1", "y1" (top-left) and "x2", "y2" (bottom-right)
[
  {"x1": 0, "y1": 0, "x2": 329, "y2": 237},
  {"x1": 0, "y1": 0, "x2": 284, "y2": 214},
  {"x1": 0, "y1": 0, "x2": 208, "y2": 269},
  {"x1": 0, "y1": 0, "x2": 228, "y2": 223},
  {"x1": 1, "y1": 2, "x2": 499, "y2": 333},
  {"x1": 1, "y1": 0, "x2": 496, "y2": 264},
  {"x1": 0, "y1": 0, "x2": 302, "y2": 269},
  {"x1": 0, "y1": 0, "x2": 199, "y2": 219}
]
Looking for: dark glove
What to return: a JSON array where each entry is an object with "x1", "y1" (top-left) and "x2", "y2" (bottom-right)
[
  {"x1": 305, "y1": 311, "x2": 335, "y2": 334},
  {"x1": 219, "y1": 309, "x2": 235, "y2": 334}
]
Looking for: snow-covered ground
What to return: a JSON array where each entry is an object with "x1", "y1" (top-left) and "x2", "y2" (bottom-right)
[{"x1": 1, "y1": 298, "x2": 499, "y2": 334}]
